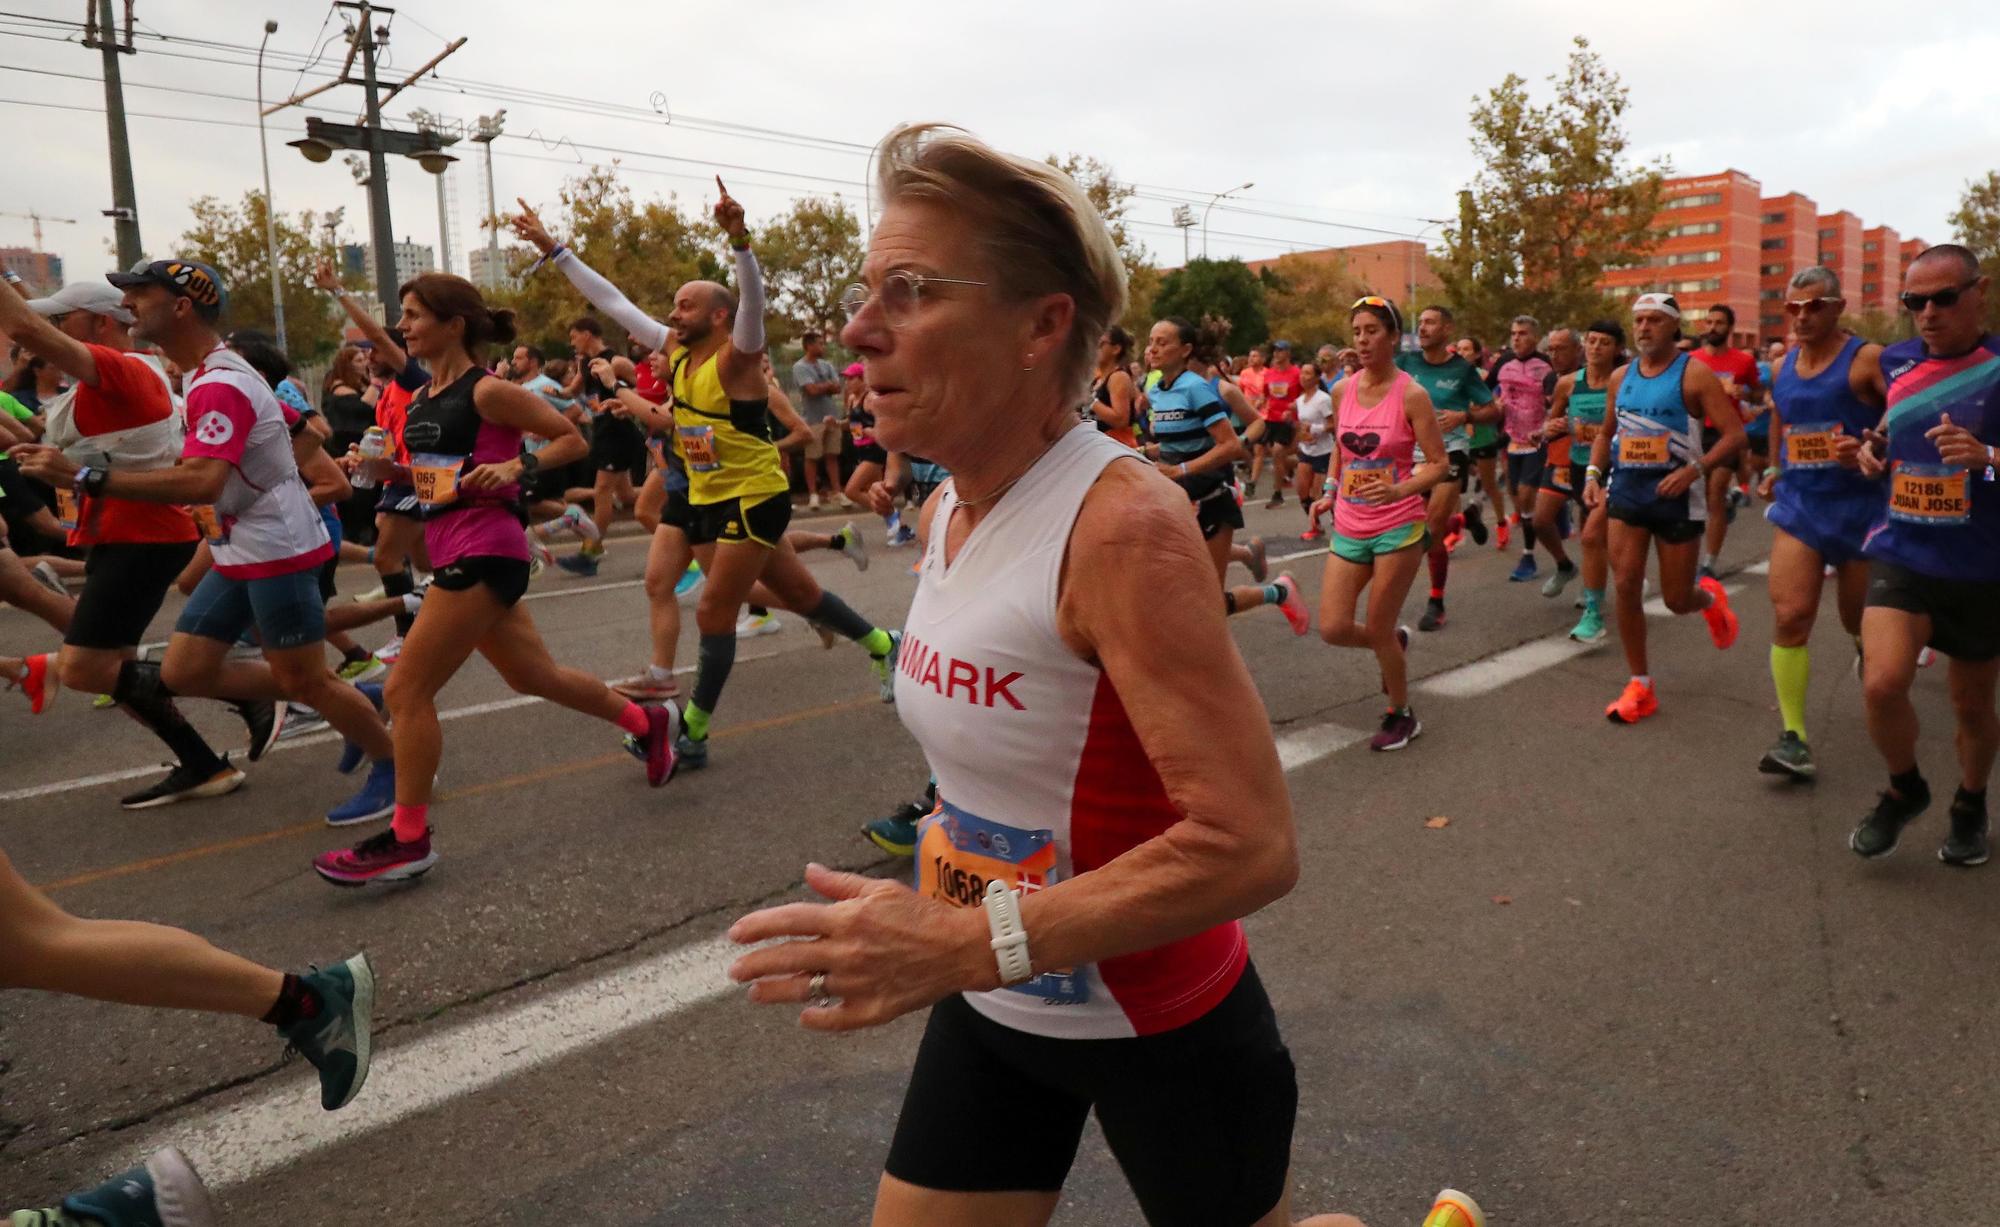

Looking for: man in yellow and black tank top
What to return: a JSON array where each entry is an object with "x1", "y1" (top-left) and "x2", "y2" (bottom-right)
[{"x1": 646, "y1": 177, "x2": 901, "y2": 771}]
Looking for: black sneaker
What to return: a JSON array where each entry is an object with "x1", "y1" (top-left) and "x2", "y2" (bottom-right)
[
  {"x1": 1417, "y1": 597, "x2": 1446, "y2": 632},
  {"x1": 1462, "y1": 501, "x2": 1489, "y2": 546},
  {"x1": 1758, "y1": 730, "x2": 1815, "y2": 780},
  {"x1": 237, "y1": 699, "x2": 287, "y2": 762},
  {"x1": 1849, "y1": 785, "x2": 1931, "y2": 860},
  {"x1": 1940, "y1": 791, "x2": 1990, "y2": 868},
  {"x1": 119, "y1": 757, "x2": 245, "y2": 810}
]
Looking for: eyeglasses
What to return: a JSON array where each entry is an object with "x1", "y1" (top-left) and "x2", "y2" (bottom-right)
[
  {"x1": 1783, "y1": 296, "x2": 1841, "y2": 315},
  {"x1": 839, "y1": 271, "x2": 989, "y2": 325},
  {"x1": 1899, "y1": 281, "x2": 1979, "y2": 313}
]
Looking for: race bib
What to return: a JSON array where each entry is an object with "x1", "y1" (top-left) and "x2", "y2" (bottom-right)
[
  {"x1": 678, "y1": 423, "x2": 720, "y2": 472},
  {"x1": 190, "y1": 503, "x2": 228, "y2": 544},
  {"x1": 1574, "y1": 421, "x2": 1602, "y2": 447},
  {"x1": 1783, "y1": 421, "x2": 1841, "y2": 470},
  {"x1": 1507, "y1": 437, "x2": 1540, "y2": 455},
  {"x1": 53, "y1": 487, "x2": 78, "y2": 532},
  {"x1": 409, "y1": 452, "x2": 466, "y2": 508},
  {"x1": 916, "y1": 800, "x2": 1085, "y2": 1005},
  {"x1": 1266, "y1": 380, "x2": 1290, "y2": 399},
  {"x1": 1888, "y1": 463, "x2": 1971, "y2": 526},
  {"x1": 1341, "y1": 456, "x2": 1393, "y2": 501},
  {"x1": 1617, "y1": 430, "x2": 1674, "y2": 470}
]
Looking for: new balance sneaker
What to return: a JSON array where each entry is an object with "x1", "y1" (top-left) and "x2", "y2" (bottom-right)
[
  {"x1": 313, "y1": 827, "x2": 437, "y2": 886},
  {"x1": 1244, "y1": 535, "x2": 1269, "y2": 583},
  {"x1": 1698, "y1": 575, "x2": 1739, "y2": 649},
  {"x1": 1568, "y1": 605, "x2": 1607, "y2": 645},
  {"x1": 1507, "y1": 554, "x2": 1538, "y2": 583},
  {"x1": 336, "y1": 654, "x2": 388, "y2": 685},
  {"x1": 675, "y1": 562, "x2": 704, "y2": 604},
  {"x1": 1417, "y1": 597, "x2": 1446, "y2": 633},
  {"x1": 835, "y1": 520, "x2": 869, "y2": 572},
  {"x1": 282, "y1": 953, "x2": 376, "y2": 1111},
  {"x1": 1758, "y1": 730, "x2": 1815, "y2": 780},
  {"x1": 1850, "y1": 785, "x2": 1930, "y2": 860},
  {"x1": 872, "y1": 630, "x2": 902, "y2": 702},
  {"x1": 1940, "y1": 789, "x2": 1990, "y2": 868},
  {"x1": 14, "y1": 1147, "x2": 217, "y2": 1227},
  {"x1": 1461, "y1": 501, "x2": 1489, "y2": 546},
  {"x1": 674, "y1": 731, "x2": 709, "y2": 771},
  {"x1": 736, "y1": 610, "x2": 781, "y2": 638},
  {"x1": 1368, "y1": 707, "x2": 1422, "y2": 752},
  {"x1": 336, "y1": 682, "x2": 386, "y2": 775},
  {"x1": 325, "y1": 758, "x2": 396, "y2": 827},
  {"x1": 1604, "y1": 678, "x2": 1659, "y2": 725},
  {"x1": 1540, "y1": 561, "x2": 1578, "y2": 599},
  {"x1": 119, "y1": 758, "x2": 244, "y2": 810},
  {"x1": 556, "y1": 549, "x2": 601, "y2": 577},
  {"x1": 863, "y1": 800, "x2": 925, "y2": 857},
  {"x1": 238, "y1": 699, "x2": 286, "y2": 762},
  {"x1": 1273, "y1": 573, "x2": 1311, "y2": 636}
]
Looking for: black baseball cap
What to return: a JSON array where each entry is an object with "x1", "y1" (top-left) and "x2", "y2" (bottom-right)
[{"x1": 106, "y1": 258, "x2": 228, "y2": 321}]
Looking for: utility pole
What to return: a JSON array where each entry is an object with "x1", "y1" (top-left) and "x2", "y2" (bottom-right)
[
  {"x1": 256, "y1": 19, "x2": 287, "y2": 353},
  {"x1": 351, "y1": 3, "x2": 399, "y2": 323},
  {"x1": 85, "y1": 0, "x2": 143, "y2": 267},
  {"x1": 471, "y1": 110, "x2": 505, "y2": 289}
]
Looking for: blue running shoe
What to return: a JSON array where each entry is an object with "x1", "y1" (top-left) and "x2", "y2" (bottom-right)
[
  {"x1": 26, "y1": 1147, "x2": 217, "y2": 1227},
  {"x1": 557, "y1": 549, "x2": 601, "y2": 577},
  {"x1": 862, "y1": 800, "x2": 924, "y2": 857},
  {"x1": 674, "y1": 562, "x2": 704, "y2": 604},
  {"x1": 336, "y1": 682, "x2": 386, "y2": 775},
  {"x1": 674, "y1": 731, "x2": 709, "y2": 770},
  {"x1": 283, "y1": 952, "x2": 376, "y2": 1110},
  {"x1": 1508, "y1": 554, "x2": 1538, "y2": 582},
  {"x1": 325, "y1": 757, "x2": 395, "y2": 827}
]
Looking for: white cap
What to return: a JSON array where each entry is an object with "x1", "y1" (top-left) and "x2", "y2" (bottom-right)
[
  {"x1": 1631, "y1": 292, "x2": 1680, "y2": 320},
  {"x1": 25, "y1": 281, "x2": 135, "y2": 325}
]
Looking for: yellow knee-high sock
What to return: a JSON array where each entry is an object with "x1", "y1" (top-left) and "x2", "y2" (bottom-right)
[{"x1": 1771, "y1": 643, "x2": 1810, "y2": 738}]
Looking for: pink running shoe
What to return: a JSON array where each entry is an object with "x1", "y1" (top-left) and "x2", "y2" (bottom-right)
[
  {"x1": 313, "y1": 828, "x2": 437, "y2": 887},
  {"x1": 1273, "y1": 573, "x2": 1311, "y2": 636},
  {"x1": 638, "y1": 702, "x2": 680, "y2": 787}
]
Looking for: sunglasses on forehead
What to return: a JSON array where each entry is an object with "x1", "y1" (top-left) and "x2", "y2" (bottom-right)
[{"x1": 1900, "y1": 281, "x2": 1979, "y2": 313}]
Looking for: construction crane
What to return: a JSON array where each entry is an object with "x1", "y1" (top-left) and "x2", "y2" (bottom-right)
[{"x1": 0, "y1": 211, "x2": 80, "y2": 251}]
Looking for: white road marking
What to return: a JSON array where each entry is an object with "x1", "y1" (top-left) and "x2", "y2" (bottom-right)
[
  {"x1": 1419, "y1": 637, "x2": 1596, "y2": 698},
  {"x1": 1267, "y1": 546, "x2": 1325, "y2": 565},
  {"x1": 1274, "y1": 722, "x2": 1368, "y2": 769},
  {"x1": 1743, "y1": 560, "x2": 1771, "y2": 575},
  {"x1": 523, "y1": 578, "x2": 643, "y2": 602}
]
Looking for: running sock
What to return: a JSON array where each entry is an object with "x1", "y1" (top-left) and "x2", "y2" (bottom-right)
[
  {"x1": 112, "y1": 660, "x2": 225, "y2": 772},
  {"x1": 1261, "y1": 582, "x2": 1284, "y2": 607},
  {"x1": 1583, "y1": 587, "x2": 1604, "y2": 612},
  {"x1": 1631, "y1": 674, "x2": 1652, "y2": 688},
  {"x1": 614, "y1": 701, "x2": 650, "y2": 737},
  {"x1": 391, "y1": 802, "x2": 429, "y2": 843},
  {"x1": 644, "y1": 664, "x2": 674, "y2": 684},
  {"x1": 1700, "y1": 551, "x2": 1715, "y2": 571},
  {"x1": 859, "y1": 627, "x2": 894, "y2": 658},
  {"x1": 804, "y1": 591, "x2": 877, "y2": 646},
  {"x1": 1427, "y1": 542, "x2": 1449, "y2": 593},
  {"x1": 684, "y1": 703, "x2": 712, "y2": 741},
  {"x1": 1956, "y1": 786, "x2": 1988, "y2": 816},
  {"x1": 1889, "y1": 768, "x2": 1928, "y2": 805},
  {"x1": 1770, "y1": 644, "x2": 1810, "y2": 737},
  {"x1": 747, "y1": 604, "x2": 770, "y2": 618},
  {"x1": 384, "y1": 568, "x2": 416, "y2": 637},
  {"x1": 1521, "y1": 522, "x2": 1537, "y2": 552},
  {"x1": 690, "y1": 632, "x2": 736, "y2": 723},
  {"x1": 261, "y1": 972, "x2": 323, "y2": 1028}
]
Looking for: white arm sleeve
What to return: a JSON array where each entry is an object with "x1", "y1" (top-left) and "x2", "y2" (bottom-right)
[
  {"x1": 731, "y1": 245, "x2": 767, "y2": 354},
  {"x1": 552, "y1": 248, "x2": 671, "y2": 351}
]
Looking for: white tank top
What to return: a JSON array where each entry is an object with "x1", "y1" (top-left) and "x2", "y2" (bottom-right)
[{"x1": 895, "y1": 425, "x2": 1248, "y2": 1040}]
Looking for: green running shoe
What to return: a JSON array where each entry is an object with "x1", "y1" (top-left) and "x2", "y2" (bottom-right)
[
  {"x1": 1568, "y1": 605, "x2": 1607, "y2": 645},
  {"x1": 1758, "y1": 730, "x2": 1815, "y2": 780},
  {"x1": 11, "y1": 1147, "x2": 216, "y2": 1227},
  {"x1": 863, "y1": 800, "x2": 925, "y2": 857},
  {"x1": 281, "y1": 953, "x2": 376, "y2": 1111}
]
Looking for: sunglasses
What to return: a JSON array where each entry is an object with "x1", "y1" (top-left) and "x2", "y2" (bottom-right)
[
  {"x1": 1783, "y1": 296, "x2": 1841, "y2": 315},
  {"x1": 1352, "y1": 295, "x2": 1392, "y2": 310},
  {"x1": 1899, "y1": 281, "x2": 1978, "y2": 313}
]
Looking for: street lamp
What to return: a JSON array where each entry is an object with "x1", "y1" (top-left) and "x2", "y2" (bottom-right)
[
  {"x1": 255, "y1": 18, "x2": 287, "y2": 353},
  {"x1": 1408, "y1": 218, "x2": 1448, "y2": 320},
  {"x1": 1202, "y1": 181, "x2": 1253, "y2": 259},
  {"x1": 470, "y1": 109, "x2": 505, "y2": 289}
]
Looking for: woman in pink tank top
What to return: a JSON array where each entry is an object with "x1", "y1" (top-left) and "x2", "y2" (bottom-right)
[{"x1": 1313, "y1": 297, "x2": 1451, "y2": 751}]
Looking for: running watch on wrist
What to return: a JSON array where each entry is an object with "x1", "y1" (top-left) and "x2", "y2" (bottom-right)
[
  {"x1": 518, "y1": 451, "x2": 540, "y2": 479},
  {"x1": 982, "y1": 879, "x2": 1032, "y2": 986}
]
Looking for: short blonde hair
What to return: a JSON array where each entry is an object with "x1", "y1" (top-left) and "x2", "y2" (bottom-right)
[{"x1": 874, "y1": 123, "x2": 1127, "y2": 400}]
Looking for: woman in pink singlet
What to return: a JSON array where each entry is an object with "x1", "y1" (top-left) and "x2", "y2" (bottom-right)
[{"x1": 1314, "y1": 296, "x2": 1451, "y2": 751}]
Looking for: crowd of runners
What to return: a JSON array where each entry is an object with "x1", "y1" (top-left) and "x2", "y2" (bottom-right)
[{"x1": 2, "y1": 122, "x2": 1995, "y2": 1226}]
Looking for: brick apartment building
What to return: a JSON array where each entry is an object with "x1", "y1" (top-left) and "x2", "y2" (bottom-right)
[
  {"x1": 0, "y1": 247, "x2": 64, "y2": 297},
  {"x1": 1600, "y1": 171, "x2": 1921, "y2": 345},
  {"x1": 1241, "y1": 239, "x2": 1443, "y2": 307}
]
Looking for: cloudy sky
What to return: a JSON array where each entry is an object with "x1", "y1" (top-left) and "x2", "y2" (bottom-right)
[{"x1": 4, "y1": 0, "x2": 1997, "y2": 293}]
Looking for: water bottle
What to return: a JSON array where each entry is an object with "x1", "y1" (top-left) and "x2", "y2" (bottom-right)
[{"x1": 351, "y1": 426, "x2": 387, "y2": 489}]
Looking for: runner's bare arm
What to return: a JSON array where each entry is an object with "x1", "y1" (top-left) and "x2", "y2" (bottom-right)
[
  {"x1": 315, "y1": 257, "x2": 409, "y2": 375},
  {"x1": 1850, "y1": 342, "x2": 1888, "y2": 407},
  {"x1": 298, "y1": 444, "x2": 352, "y2": 508},
  {"x1": 462, "y1": 376, "x2": 587, "y2": 487},
  {"x1": 1216, "y1": 377, "x2": 1256, "y2": 428},
  {"x1": 1545, "y1": 371, "x2": 1574, "y2": 438},
  {"x1": 1688, "y1": 360, "x2": 1745, "y2": 472},
  {"x1": 0, "y1": 290, "x2": 98, "y2": 386},
  {"x1": 1171, "y1": 418, "x2": 1245, "y2": 479},
  {"x1": 764, "y1": 383, "x2": 812, "y2": 452},
  {"x1": 1093, "y1": 370, "x2": 1135, "y2": 435},
  {"x1": 15, "y1": 446, "x2": 229, "y2": 504},
  {"x1": 1396, "y1": 383, "x2": 1452, "y2": 499}
]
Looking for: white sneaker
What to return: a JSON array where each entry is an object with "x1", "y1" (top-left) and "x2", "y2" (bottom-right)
[
  {"x1": 735, "y1": 611, "x2": 781, "y2": 638},
  {"x1": 837, "y1": 520, "x2": 869, "y2": 572},
  {"x1": 808, "y1": 494, "x2": 822, "y2": 511},
  {"x1": 375, "y1": 635, "x2": 404, "y2": 665}
]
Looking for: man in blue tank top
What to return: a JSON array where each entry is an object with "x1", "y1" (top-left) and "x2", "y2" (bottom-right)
[
  {"x1": 1847, "y1": 245, "x2": 2000, "y2": 867},
  {"x1": 1753, "y1": 267, "x2": 1886, "y2": 781},
  {"x1": 1582, "y1": 293, "x2": 1745, "y2": 725}
]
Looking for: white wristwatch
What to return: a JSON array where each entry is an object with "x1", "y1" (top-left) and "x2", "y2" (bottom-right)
[{"x1": 982, "y1": 879, "x2": 1033, "y2": 986}]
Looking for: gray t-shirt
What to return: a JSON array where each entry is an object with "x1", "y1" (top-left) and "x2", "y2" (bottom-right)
[{"x1": 791, "y1": 357, "x2": 840, "y2": 425}]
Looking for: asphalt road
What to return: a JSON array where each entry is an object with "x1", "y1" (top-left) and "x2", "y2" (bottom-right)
[{"x1": 1, "y1": 494, "x2": 1986, "y2": 1226}]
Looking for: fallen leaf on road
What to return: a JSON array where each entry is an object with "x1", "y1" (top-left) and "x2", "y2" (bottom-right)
[
  {"x1": 1491, "y1": 895, "x2": 1512, "y2": 906},
  {"x1": 1425, "y1": 816, "x2": 1451, "y2": 829}
]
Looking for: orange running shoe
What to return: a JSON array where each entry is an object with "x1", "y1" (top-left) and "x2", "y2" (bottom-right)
[
  {"x1": 8, "y1": 652, "x2": 52, "y2": 714},
  {"x1": 1494, "y1": 517, "x2": 1511, "y2": 550},
  {"x1": 1698, "y1": 575, "x2": 1738, "y2": 649},
  {"x1": 1605, "y1": 677, "x2": 1658, "y2": 724},
  {"x1": 1442, "y1": 530, "x2": 1463, "y2": 554}
]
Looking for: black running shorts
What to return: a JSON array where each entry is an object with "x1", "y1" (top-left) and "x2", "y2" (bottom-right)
[
  {"x1": 430, "y1": 554, "x2": 532, "y2": 608},
  {"x1": 1866, "y1": 559, "x2": 2000, "y2": 662},
  {"x1": 688, "y1": 491, "x2": 792, "y2": 549},
  {"x1": 65, "y1": 539, "x2": 197, "y2": 651}
]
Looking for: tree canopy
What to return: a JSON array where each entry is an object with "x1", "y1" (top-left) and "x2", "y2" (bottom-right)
[
  {"x1": 177, "y1": 192, "x2": 343, "y2": 360},
  {"x1": 1949, "y1": 170, "x2": 2000, "y2": 333},
  {"x1": 1151, "y1": 258, "x2": 1268, "y2": 355}
]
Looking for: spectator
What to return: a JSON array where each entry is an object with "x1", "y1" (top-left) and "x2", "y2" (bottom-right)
[{"x1": 791, "y1": 330, "x2": 849, "y2": 510}]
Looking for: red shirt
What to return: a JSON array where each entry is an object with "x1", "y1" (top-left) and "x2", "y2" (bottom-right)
[
  {"x1": 1688, "y1": 347, "x2": 1760, "y2": 423},
  {"x1": 1261, "y1": 363, "x2": 1303, "y2": 422},
  {"x1": 65, "y1": 344, "x2": 196, "y2": 548}
]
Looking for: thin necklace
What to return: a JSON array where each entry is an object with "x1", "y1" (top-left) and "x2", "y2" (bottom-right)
[{"x1": 956, "y1": 436, "x2": 1060, "y2": 509}]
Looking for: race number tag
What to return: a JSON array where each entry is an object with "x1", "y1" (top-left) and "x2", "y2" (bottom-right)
[
  {"x1": 53, "y1": 487, "x2": 78, "y2": 532},
  {"x1": 1266, "y1": 380, "x2": 1290, "y2": 399},
  {"x1": 1617, "y1": 429, "x2": 1674, "y2": 469},
  {"x1": 1783, "y1": 422, "x2": 1841, "y2": 470},
  {"x1": 1340, "y1": 456, "x2": 1393, "y2": 502},
  {"x1": 677, "y1": 424, "x2": 720, "y2": 472},
  {"x1": 916, "y1": 799, "x2": 1086, "y2": 1005},
  {"x1": 1574, "y1": 421, "x2": 1601, "y2": 447},
  {"x1": 409, "y1": 453, "x2": 466, "y2": 508},
  {"x1": 190, "y1": 504, "x2": 228, "y2": 544},
  {"x1": 1887, "y1": 463, "x2": 1971, "y2": 526},
  {"x1": 1506, "y1": 437, "x2": 1540, "y2": 456}
]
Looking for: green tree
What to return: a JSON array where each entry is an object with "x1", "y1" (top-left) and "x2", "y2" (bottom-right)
[
  {"x1": 177, "y1": 192, "x2": 343, "y2": 360},
  {"x1": 1433, "y1": 36, "x2": 1667, "y2": 343},
  {"x1": 1263, "y1": 252, "x2": 1367, "y2": 353},
  {"x1": 1949, "y1": 170, "x2": 2000, "y2": 332},
  {"x1": 1842, "y1": 308, "x2": 1912, "y2": 346},
  {"x1": 1152, "y1": 257, "x2": 1268, "y2": 355},
  {"x1": 754, "y1": 195, "x2": 864, "y2": 350},
  {"x1": 1046, "y1": 153, "x2": 1155, "y2": 333}
]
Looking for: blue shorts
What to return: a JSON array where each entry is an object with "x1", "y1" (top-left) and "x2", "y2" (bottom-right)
[
  {"x1": 1766, "y1": 492, "x2": 1875, "y2": 568},
  {"x1": 1301, "y1": 450, "x2": 1332, "y2": 475},
  {"x1": 176, "y1": 566, "x2": 327, "y2": 651},
  {"x1": 1505, "y1": 443, "x2": 1546, "y2": 491}
]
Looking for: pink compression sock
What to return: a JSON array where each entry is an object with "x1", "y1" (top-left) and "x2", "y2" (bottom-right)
[
  {"x1": 614, "y1": 701, "x2": 650, "y2": 736},
  {"x1": 391, "y1": 802, "x2": 429, "y2": 843}
]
